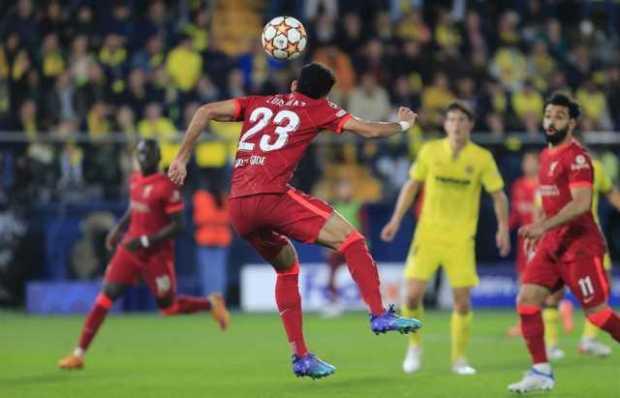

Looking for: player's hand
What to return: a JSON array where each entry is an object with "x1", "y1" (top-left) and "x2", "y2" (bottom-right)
[
  {"x1": 168, "y1": 158, "x2": 188, "y2": 186},
  {"x1": 105, "y1": 228, "x2": 121, "y2": 251},
  {"x1": 519, "y1": 221, "x2": 546, "y2": 240},
  {"x1": 398, "y1": 107, "x2": 418, "y2": 126},
  {"x1": 381, "y1": 220, "x2": 400, "y2": 242},
  {"x1": 496, "y1": 227, "x2": 510, "y2": 257},
  {"x1": 124, "y1": 238, "x2": 142, "y2": 252}
]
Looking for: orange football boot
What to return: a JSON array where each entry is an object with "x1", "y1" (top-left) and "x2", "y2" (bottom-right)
[
  {"x1": 58, "y1": 354, "x2": 84, "y2": 370},
  {"x1": 208, "y1": 293, "x2": 230, "y2": 331}
]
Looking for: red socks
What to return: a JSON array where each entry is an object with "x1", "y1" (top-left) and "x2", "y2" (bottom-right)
[
  {"x1": 275, "y1": 262, "x2": 308, "y2": 357},
  {"x1": 588, "y1": 307, "x2": 620, "y2": 342},
  {"x1": 78, "y1": 293, "x2": 113, "y2": 351},
  {"x1": 339, "y1": 231, "x2": 384, "y2": 316},
  {"x1": 161, "y1": 295, "x2": 212, "y2": 315},
  {"x1": 518, "y1": 304, "x2": 548, "y2": 364}
]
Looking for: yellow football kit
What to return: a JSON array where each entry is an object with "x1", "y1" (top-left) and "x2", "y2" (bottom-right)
[
  {"x1": 592, "y1": 159, "x2": 613, "y2": 270},
  {"x1": 404, "y1": 138, "x2": 504, "y2": 287}
]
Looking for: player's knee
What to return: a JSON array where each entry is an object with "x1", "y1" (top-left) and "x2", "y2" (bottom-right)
[
  {"x1": 405, "y1": 294, "x2": 422, "y2": 309},
  {"x1": 102, "y1": 283, "x2": 124, "y2": 301},
  {"x1": 336, "y1": 230, "x2": 365, "y2": 253},
  {"x1": 453, "y1": 300, "x2": 471, "y2": 315}
]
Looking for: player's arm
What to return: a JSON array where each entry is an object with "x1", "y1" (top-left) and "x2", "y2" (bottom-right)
[
  {"x1": 343, "y1": 107, "x2": 417, "y2": 138},
  {"x1": 490, "y1": 190, "x2": 511, "y2": 257},
  {"x1": 521, "y1": 186, "x2": 592, "y2": 239},
  {"x1": 380, "y1": 179, "x2": 422, "y2": 242},
  {"x1": 125, "y1": 212, "x2": 184, "y2": 251},
  {"x1": 105, "y1": 207, "x2": 131, "y2": 251},
  {"x1": 168, "y1": 99, "x2": 238, "y2": 185}
]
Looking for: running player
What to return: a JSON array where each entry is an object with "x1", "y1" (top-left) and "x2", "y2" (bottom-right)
[
  {"x1": 381, "y1": 102, "x2": 511, "y2": 375},
  {"x1": 58, "y1": 139, "x2": 230, "y2": 370},
  {"x1": 168, "y1": 63, "x2": 422, "y2": 379},
  {"x1": 508, "y1": 93, "x2": 620, "y2": 393}
]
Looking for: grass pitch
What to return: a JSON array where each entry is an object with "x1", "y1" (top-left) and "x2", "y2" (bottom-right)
[{"x1": 2, "y1": 310, "x2": 619, "y2": 397}]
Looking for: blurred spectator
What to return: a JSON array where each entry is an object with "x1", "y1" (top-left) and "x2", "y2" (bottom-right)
[
  {"x1": 195, "y1": 76, "x2": 220, "y2": 104},
  {"x1": 391, "y1": 75, "x2": 421, "y2": 110},
  {"x1": 131, "y1": 34, "x2": 166, "y2": 72},
  {"x1": 58, "y1": 141, "x2": 84, "y2": 191},
  {"x1": 455, "y1": 77, "x2": 478, "y2": 114},
  {"x1": 543, "y1": 19, "x2": 569, "y2": 62},
  {"x1": 115, "y1": 106, "x2": 137, "y2": 140},
  {"x1": 567, "y1": 45, "x2": 597, "y2": 89},
  {"x1": 606, "y1": 66, "x2": 620, "y2": 130},
  {"x1": 193, "y1": 186, "x2": 232, "y2": 296},
  {"x1": 102, "y1": 2, "x2": 133, "y2": 40},
  {"x1": 512, "y1": 80, "x2": 544, "y2": 129},
  {"x1": 421, "y1": 72, "x2": 455, "y2": 126},
  {"x1": 337, "y1": 13, "x2": 365, "y2": 55},
  {"x1": 486, "y1": 112, "x2": 506, "y2": 137},
  {"x1": 39, "y1": 1, "x2": 68, "y2": 42},
  {"x1": 225, "y1": 69, "x2": 246, "y2": 99},
  {"x1": 490, "y1": 46, "x2": 527, "y2": 92},
  {"x1": 87, "y1": 101, "x2": 111, "y2": 139},
  {"x1": 305, "y1": 0, "x2": 338, "y2": 22},
  {"x1": 435, "y1": 8, "x2": 462, "y2": 54},
  {"x1": 576, "y1": 80, "x2": 612, "y2": 131},
  {"x1": 395, "y1": 9, "x2": 431, "y2": 44},
  {"x1": 16, "y1": 99, "x2": 38, "y2": 140},
  {"x1": 122, "y1": 68, "x2": 150, "y2": 119},
  {"x1": 69, "y1": 5, "x2": 97, "y2": 44},
  {"x1": 183, "y1": 8, "x2": 210, "y2": 53},
  {"x1": 138, "y1": 102, "x2": 177, "y2": 167},
  {"x1": 165, "y1": 34, "x2": 202, "y2": 92},
  {"x1": 69, "y1": 35, "x2": 95, "y2": 87},
  {"x1": 312, "y1": 14, "x2": 337, "y2": 45},
  {"x1": 348, "y1": 73, "x2": 390, "y2": 121},
  {"x1": 98, "y1": 33, "x2": 128, "y2": 78},
  {"x1": 463, "y1": 10, "x2": 487, "y2": 54},
  {"x1": 3, "y1": 0, "x2": 39, "y2": 49},
  {"x1": 313, "y1": 43, "x2": 356, "y2": 101},
  {"x1": 75, "y1": 62, "x2": 108, "y2": 117},
  {"x1": 527, "y1": 41, "x2": 556, "y2": 92},
  {"x1": 496, "y1": 10, "x2": 522, "y2": 48},
  {"x1": 45, "y1": 70, "x2": 77, "y2": 126}
]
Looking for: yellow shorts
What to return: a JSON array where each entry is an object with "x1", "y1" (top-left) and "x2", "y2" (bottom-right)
[
  {"x1": 404, "y1": 238, "x2": 478, "y2": 288},
  {"x1": 604, "y1": 252, "x2": 612, "y2": 271}
]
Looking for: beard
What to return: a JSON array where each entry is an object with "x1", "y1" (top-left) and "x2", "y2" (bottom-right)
[{"x1": 544, "y1": 125, "x2": 569, "y2": 146}]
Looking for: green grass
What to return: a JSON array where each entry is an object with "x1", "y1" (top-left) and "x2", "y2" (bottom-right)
[{"x1": 1, "y1": 310, "x2": 619, "y2": 397}]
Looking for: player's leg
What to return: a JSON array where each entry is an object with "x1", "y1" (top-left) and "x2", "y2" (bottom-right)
[
  {"x1": 443, "y1": 243, "x2": 477, "y2": 375},
  {"x1": 402, "y1": 278, "x2": 428, "y2": 373},
  {"x1": 565, "y1": 254, "x2": 620, "y2": 344},
  {"x1": 542, "y1": 290, "x2": 565, "y2": 360},
  {"x1": 316, "y1": 211, "x2": 422, "y2": 334},
  {"x1": 246, "y1": 231, "x2": 336, "y2": 379},
  {"x1": 508, "y1": 246, "x2": 559, "y2": 393},
  {"x1": 322, "y1": 250, "x2": 345, "y2": 318},
  {"x1": 578, "y1": 253, "x2": 613, "y2": 356},
  {"x1": 59, "y1": 248, "x2": 137, "y2": 369},
  {"x1": 143, "y1": 254, "x2": 230, "y2": 330}
]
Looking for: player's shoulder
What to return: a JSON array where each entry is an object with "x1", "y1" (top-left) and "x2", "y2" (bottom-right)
[
  {"x1": 565, "y1": 140, "x2": 593, "y2": 163},
  {"x1": 152, "y1": 172, "x2": 177, "y2": 191},
  {"x1": 419, "y1": 139, "x2": 444, "y2": 153},
  {"x1": 467, "y1": 141, "x2": 495, "y2": 163}
]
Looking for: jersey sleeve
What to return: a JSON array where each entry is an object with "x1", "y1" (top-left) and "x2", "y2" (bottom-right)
[
  {"x1": 162, "y1": 182, "x2": 184, "y2": 214},
  {"x1": 317, "y1": 100, "x2": 352, "y2": 134},
  {"x1": 232, "y1": 96, "x2": 255, "y2": 121},
  {"x1": 481, "y1": 152, "x2": 505, "y2": 193},
  {"x1": 409, "y1": 144, "x2": 429, "y2": 182},
  {"x1": 567, "y1": 151, "x2": 594, "y2": 189}
]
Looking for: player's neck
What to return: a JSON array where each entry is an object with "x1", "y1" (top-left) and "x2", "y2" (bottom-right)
[
  {"x1": 447, "y1": 138, "x2": 468, "y2": 157},
  {"x1": 141, "y1": 169, "x2": 158, "y2": 177}
]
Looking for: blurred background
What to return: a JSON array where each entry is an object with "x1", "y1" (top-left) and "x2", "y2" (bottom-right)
[{"x1": 1, "y1": 0, "x2": 620, "y2": 312}]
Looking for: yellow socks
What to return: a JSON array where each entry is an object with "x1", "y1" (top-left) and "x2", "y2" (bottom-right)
[
  {"x1": 543, "y1": 307, "x2": 559, "y2": 347},
  {"x1": 582, "y1": 319, "x2": 600, "y2": 340},
  {"x1": 451, "y1": 311, "x2": 472, "y2": 363},
  {"x1": 402, "y1": 304, "x2": 423, "y2": 347}
]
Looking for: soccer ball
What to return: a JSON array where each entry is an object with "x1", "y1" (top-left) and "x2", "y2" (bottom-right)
[{"x1": 261, "y1": 16, "x2": 307, "y2": 60}]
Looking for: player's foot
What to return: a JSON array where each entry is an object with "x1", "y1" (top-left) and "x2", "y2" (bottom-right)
[
  {"x1": 208, "y1": 293, "x2": 230, "y2": 331},
  {"x1": 292, "y1": 353, "x2": 336, "y2": 379},
  {"x1": 547, "y1": 346, "x2": 565, "y2": 361},
  {"x1": 507, "y1": 324, "x2": 522, "y2": 337},
  {"x1": 58, "y1": 354, "x2": 84, "y2": 370},
  {"x1": 452, "y1": 358, "x2": 477, "y2": 375},
  {"x1": 508, "y1": 368, "x2": 555, "y2": 393},
  {"x1": 578, "y1": 338, "x2": 611, "y2": 357},
  {"x1": 321, "y1": 302, "x2": 344, "y2": 319},
  {"x1": 370, "y1": 305, "x2": 422, "y2": 335},
  {"x1": 559, "y1": 299, "x2": 574, "y2": 333},
  {"x1": 402, "y1": 345, "x2": 421, "y2": 374}
]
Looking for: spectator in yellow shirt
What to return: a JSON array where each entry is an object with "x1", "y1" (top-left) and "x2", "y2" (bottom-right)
[
  {"x1": 165, "y1": 34, "x2": 202, "y2": 92},
  {"x1": 576, "y1": 80, "x2": 612, "y2": 130},
  {"x1": 511, "y1": 81, "x2": 543, "y2": 127},
  {"x1": 138, "y1": 102, "x2": 178, "y2": 167}
]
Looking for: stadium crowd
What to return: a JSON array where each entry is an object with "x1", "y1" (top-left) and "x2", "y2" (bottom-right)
[{"x1": 1, "y1": 0, "x2": 619, "y2": 205}]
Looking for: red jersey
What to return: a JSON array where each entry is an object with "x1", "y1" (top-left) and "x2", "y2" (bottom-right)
[
  {"x1": 229, "y1": 93, "x2": 352, "y2": 198},
  {"x1": 125, "y1": 172, "x2": 184, "y2": 253},
  {"x1": 509, "y1": 176, "x2": 538, "y2": 229},
  {"x1": 538, "y1": 139, "x2": 603, "y2": 247}
]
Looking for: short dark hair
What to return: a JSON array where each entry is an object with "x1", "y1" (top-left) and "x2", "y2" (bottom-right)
[
  {"x1": 296, "y1": 63, "x2": 336, "y2": 99},
  {"x1": 544, "y1": 92, "x2": 581, "y2": 119},
  {"x1": 445, "y1": 101, "x2": 475, "y2": 121}
]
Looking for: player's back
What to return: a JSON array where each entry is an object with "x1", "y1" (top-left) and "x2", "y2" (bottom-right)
[
  {"x1": 127, "y1": 172, "x2": 183, "y2": 251},
  {"x1": 230, "y1": 92, "x2": 351, "y2": 198}
]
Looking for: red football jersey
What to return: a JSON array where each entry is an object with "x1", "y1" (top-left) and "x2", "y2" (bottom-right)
[
  {"x1": 229, "y1": 93, "x2": 352, "y2": 198},
  {"x1": 125, "y1": 172, "x2": 184, "y2": 252},
  {"x1": 538, "y1": 139, "x2": 602, "y2": 243},
  {"x1": 509, "y1": 176, "x2": 538, "y2": 229}
]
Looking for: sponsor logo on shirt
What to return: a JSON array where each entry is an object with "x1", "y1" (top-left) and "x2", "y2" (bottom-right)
[
  {"x1": 539, "y1": 184, "x2": 560, "y2": 196},
  {"x1": 130, "y1": 200, "x2": 150, "y2": 213},
  {"x1": 435, "y1": 176, "x2": 471, "y2": 186},
  {"x1": 234, "y1": 155, "x2": 266, "y2": 168},
  {"x1": 548, "y1": 161, "x2": 559, "y2": 176}
]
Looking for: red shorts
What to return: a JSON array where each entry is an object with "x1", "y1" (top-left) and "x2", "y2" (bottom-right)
[
  {"x1": 104, "y1": 246, "x2": 176, "y2": 298},
  {"x1": 229, "y1": 187, "x2": 333, "y2": 261},
  {"x1": 522, "y1": 234, "x2": 608, "y2": 309}
]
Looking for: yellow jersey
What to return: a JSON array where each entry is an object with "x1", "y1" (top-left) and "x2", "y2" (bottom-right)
[
  {"x1": 592, "y1": 158, "x2": 613, "y2": 225},
  {"x1": 410, "y1": 138, "x2": 504, "y2": 241}
]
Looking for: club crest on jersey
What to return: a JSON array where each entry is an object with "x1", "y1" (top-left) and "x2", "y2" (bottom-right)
[
  {"x1": 142, "y1": 185, "x2": 153, "y2": 198},
  {"x1": 571, "y1": 154, "x2": 590, "y2": 171},
  {"x1": 548, "y1": 161, "x2": 559, "y2": 176},
  {"x1": 155, "y1": 275, "x2": 171, "y2": 295}
]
